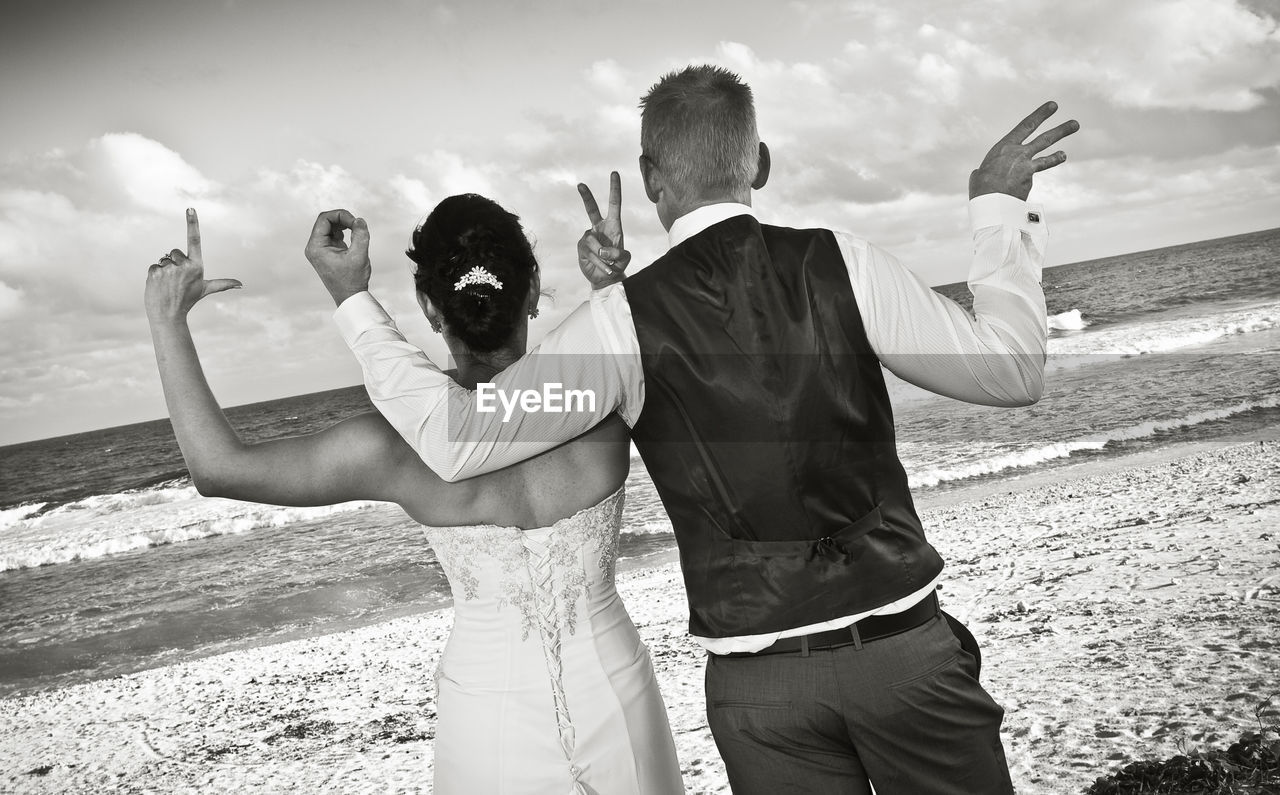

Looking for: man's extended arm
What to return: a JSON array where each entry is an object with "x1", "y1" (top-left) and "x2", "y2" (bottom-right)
[
  {"x1": 305, "y1": 209, "x2": 640, "y2": 482},
  {"x1": 845, "y1": 101, "x2": 1077, "y2": 406},
  {"x1": 839, "y1": 194, "x2": 1048, "y2": 406},
  {"x1": 332, "y1": 286, "x2": 639, "y2": 481}
]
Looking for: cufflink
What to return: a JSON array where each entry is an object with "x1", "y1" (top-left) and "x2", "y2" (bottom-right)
[{"x1": 1027, "y1": 211, "x2": 1041, "y2": 223}]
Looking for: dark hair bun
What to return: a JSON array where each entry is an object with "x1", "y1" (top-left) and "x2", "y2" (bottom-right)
[{"x1": 407, "y1": 194, "x2": 538, "y2": 353}]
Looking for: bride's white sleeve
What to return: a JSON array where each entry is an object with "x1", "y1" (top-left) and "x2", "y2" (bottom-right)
[{"x1": 333, "y1": 284, "x2": 642, "y2": 482}]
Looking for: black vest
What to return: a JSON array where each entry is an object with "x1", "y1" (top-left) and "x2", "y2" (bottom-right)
[{"x1": 624, "y1": 215, "x2": 944, "y2": 638}]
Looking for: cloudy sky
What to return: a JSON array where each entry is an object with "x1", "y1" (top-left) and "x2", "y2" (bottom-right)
[{"x1": 1, "y1": 0, "x2": 1277, "y2": 445}]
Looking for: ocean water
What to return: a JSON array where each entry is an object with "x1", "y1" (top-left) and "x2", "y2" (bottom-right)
[{"x1": 1, "y1": 226, "x2": 1277, "y2": 697}]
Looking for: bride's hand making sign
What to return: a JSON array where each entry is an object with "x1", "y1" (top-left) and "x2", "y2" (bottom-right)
[{"x1": 144, "y1": 209, "x2": 242, "y2": 320}]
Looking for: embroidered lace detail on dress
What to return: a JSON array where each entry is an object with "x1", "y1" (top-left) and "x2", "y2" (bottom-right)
[
  {"x1": 422, "y1": 487, "x2": 625, "y2": 786},
  {"x1": 422, "y1": 487, "x2": 624, "y2": 640}
]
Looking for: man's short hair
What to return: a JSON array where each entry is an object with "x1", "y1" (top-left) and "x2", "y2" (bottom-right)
[{"x1": 640, "y1": 65, "x2": 759, "y2": 202}]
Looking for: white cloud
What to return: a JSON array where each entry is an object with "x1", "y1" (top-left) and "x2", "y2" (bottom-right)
[
  {"x1": 716, "y1": 41, "x2": 832, "y2": 87},
  {"x1": 1028, "y1": 0, "x2": 1280, "y2": 110},
  {"x1": 0, "y1": 133, "x2": 387, "y2": 442},
  {"x1": 90, "y1": 133, "x2": 218, "y2": 213},
  {"x1": 792, "y1": 0, "x2": 1280, "y2": 119},
  {"x1": 587, "y1": 59, "x2": 632, "y2": 95},
  {"x1": 411, "y1": 150, "x2": 500, "y2": 198},
  {"x1": 388, "y1": 174, "x2": 434, "y2": 218},
  {"x1": 253, "y1": 160, "x2": 372, "y2": 210},
  {"x1": 0, "y1": 190, "x2": 78, "y2": 269},
  {"x1": 932, "y1": 29, "x2": 1017, "y2": 82},
  {"x1": 914, "y1": 52, "x2": 962, "y2": 104},
  {"x1": 0, "y1": 281, "x2": 23, "y2": 319}
]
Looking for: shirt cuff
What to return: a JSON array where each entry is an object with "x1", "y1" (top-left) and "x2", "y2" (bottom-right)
[
  {"x1": 587, "y1": 281, "x2": 645, "y2": 426},
  {"x1": 588, "y1": 282, "x2": 631, "y2": 357},
  {"x1": 968, "y1": 193, "x2": 1046, "y2": 234},
  {"x1": 333, "y1": 291, "x2": 392, "y2": 345}
]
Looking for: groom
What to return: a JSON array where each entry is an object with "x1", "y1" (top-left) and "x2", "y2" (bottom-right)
[{"x1": 309, "y1": 66, "x2": 1076, "y2": 793}]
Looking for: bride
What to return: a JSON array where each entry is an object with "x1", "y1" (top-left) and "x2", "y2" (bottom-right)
[{"x1": 144, "y1": 198, "x2": 683, "y2": 794}]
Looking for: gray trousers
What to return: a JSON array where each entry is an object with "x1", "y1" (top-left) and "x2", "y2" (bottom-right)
[{"x1": 705, "y1": 613, "x2": 1013, "y2": 794}]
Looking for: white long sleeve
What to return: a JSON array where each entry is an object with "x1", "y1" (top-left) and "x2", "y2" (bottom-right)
[
  {"x1": 839, "y1": 192, "x2": 1049, "y2": 407},
  {"x1": 333, "y1": 285, "x2": 639, "y2": 482}
]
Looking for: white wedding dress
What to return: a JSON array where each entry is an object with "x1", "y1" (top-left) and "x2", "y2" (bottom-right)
[{"x1": 422, "y1": 486, "x2": 684, "y2": 794}]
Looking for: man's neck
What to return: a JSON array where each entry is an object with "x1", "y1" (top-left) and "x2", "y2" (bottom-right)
[
  {"x1": 664, "y1": 191, "x2": 752, "y2": 231},
  {"x1": 680, "y1": 195, "x2": 751, "y2": 216},
  {"x1": 666, "y1": 201, "x2": 756, "y2": 249}
]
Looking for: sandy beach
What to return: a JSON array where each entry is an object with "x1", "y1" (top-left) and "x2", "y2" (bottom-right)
[{"x1": 3, "y1": 437, "x2": 1277, "y2": 794}]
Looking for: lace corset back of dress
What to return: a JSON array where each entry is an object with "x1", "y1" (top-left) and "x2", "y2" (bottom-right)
[
  {"x1": 422, "y1": 486, "x2": 624, "y2": 640},
  {"x1": 424, "y1": 486, "x2": 627, "y2": 792}
]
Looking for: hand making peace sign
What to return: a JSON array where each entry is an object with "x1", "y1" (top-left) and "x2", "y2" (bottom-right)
[{"x1": 576, "y1": 171, "x2": 630, "y2": 290}]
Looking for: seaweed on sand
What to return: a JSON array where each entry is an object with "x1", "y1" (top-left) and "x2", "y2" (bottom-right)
[{"x1": 1087, "y1": 694, "x2": 1280, "y2": 794}]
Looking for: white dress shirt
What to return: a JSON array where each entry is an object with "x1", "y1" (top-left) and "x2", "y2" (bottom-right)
[{"x1": 334, "y1": 192, "x2": 1049, "y2": 653}]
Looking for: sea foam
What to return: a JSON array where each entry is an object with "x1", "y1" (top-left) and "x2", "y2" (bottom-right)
[
  {"x1": 1049, "y1": 308, "x2": 1089, "y2": 331},
  {"x1": 0, "y1": 482, "x2": 379, "y2": 573},
  {"x1": 1048, "y1": 301, "x2": 1280, "y2": 357},
  {"x1": 905, "y1": 394, "x2": 1280, "y2": 489},
  {"x1": 0, "y1": 502, "x2": 46, "y2": 533}
]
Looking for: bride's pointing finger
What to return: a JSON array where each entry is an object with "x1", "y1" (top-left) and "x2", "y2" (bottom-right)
[{"x1": 186, "y1": 208, "x2": 202, "y2": 263}]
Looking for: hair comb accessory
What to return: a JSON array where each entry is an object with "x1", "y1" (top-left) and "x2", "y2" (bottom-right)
[{"x1": 453, "y1": 266, "x2": 503, "y2": 292}]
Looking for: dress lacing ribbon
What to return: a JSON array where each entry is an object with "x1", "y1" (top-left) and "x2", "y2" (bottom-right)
[{"x1": 522, "y1": 532, "x2": 585, "y2": 794}]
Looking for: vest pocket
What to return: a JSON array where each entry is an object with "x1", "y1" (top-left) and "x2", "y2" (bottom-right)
[
  {"x1": 713, "y1": 505, "x2": 890, "y2": 627},
  {"x1": 727, "y1": 505, "x2": 883, "y2": 561}
]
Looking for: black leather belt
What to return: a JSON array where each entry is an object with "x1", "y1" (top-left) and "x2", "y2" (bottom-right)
[{"x1": 724, "y1": 591, "x2": 940, "y2": 657}]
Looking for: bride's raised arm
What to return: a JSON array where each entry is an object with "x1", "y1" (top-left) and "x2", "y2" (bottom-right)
[{"x1": 144, "y1": 209, "x2": 428, "y2": 508}]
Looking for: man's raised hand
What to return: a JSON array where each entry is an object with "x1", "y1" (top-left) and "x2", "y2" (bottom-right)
[
  {"x1": 305, "y1": 209, "x2": 372, "y2": 307},
  {"x1": 577, "y1": 171, "x2": 630, "y2": 290},
  {"x1": 970, "y1": 101, "x2": 1080, "y2": 201},
  {"x1": 145, "y1": 208, "x2": 242, "y2": 320}
]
